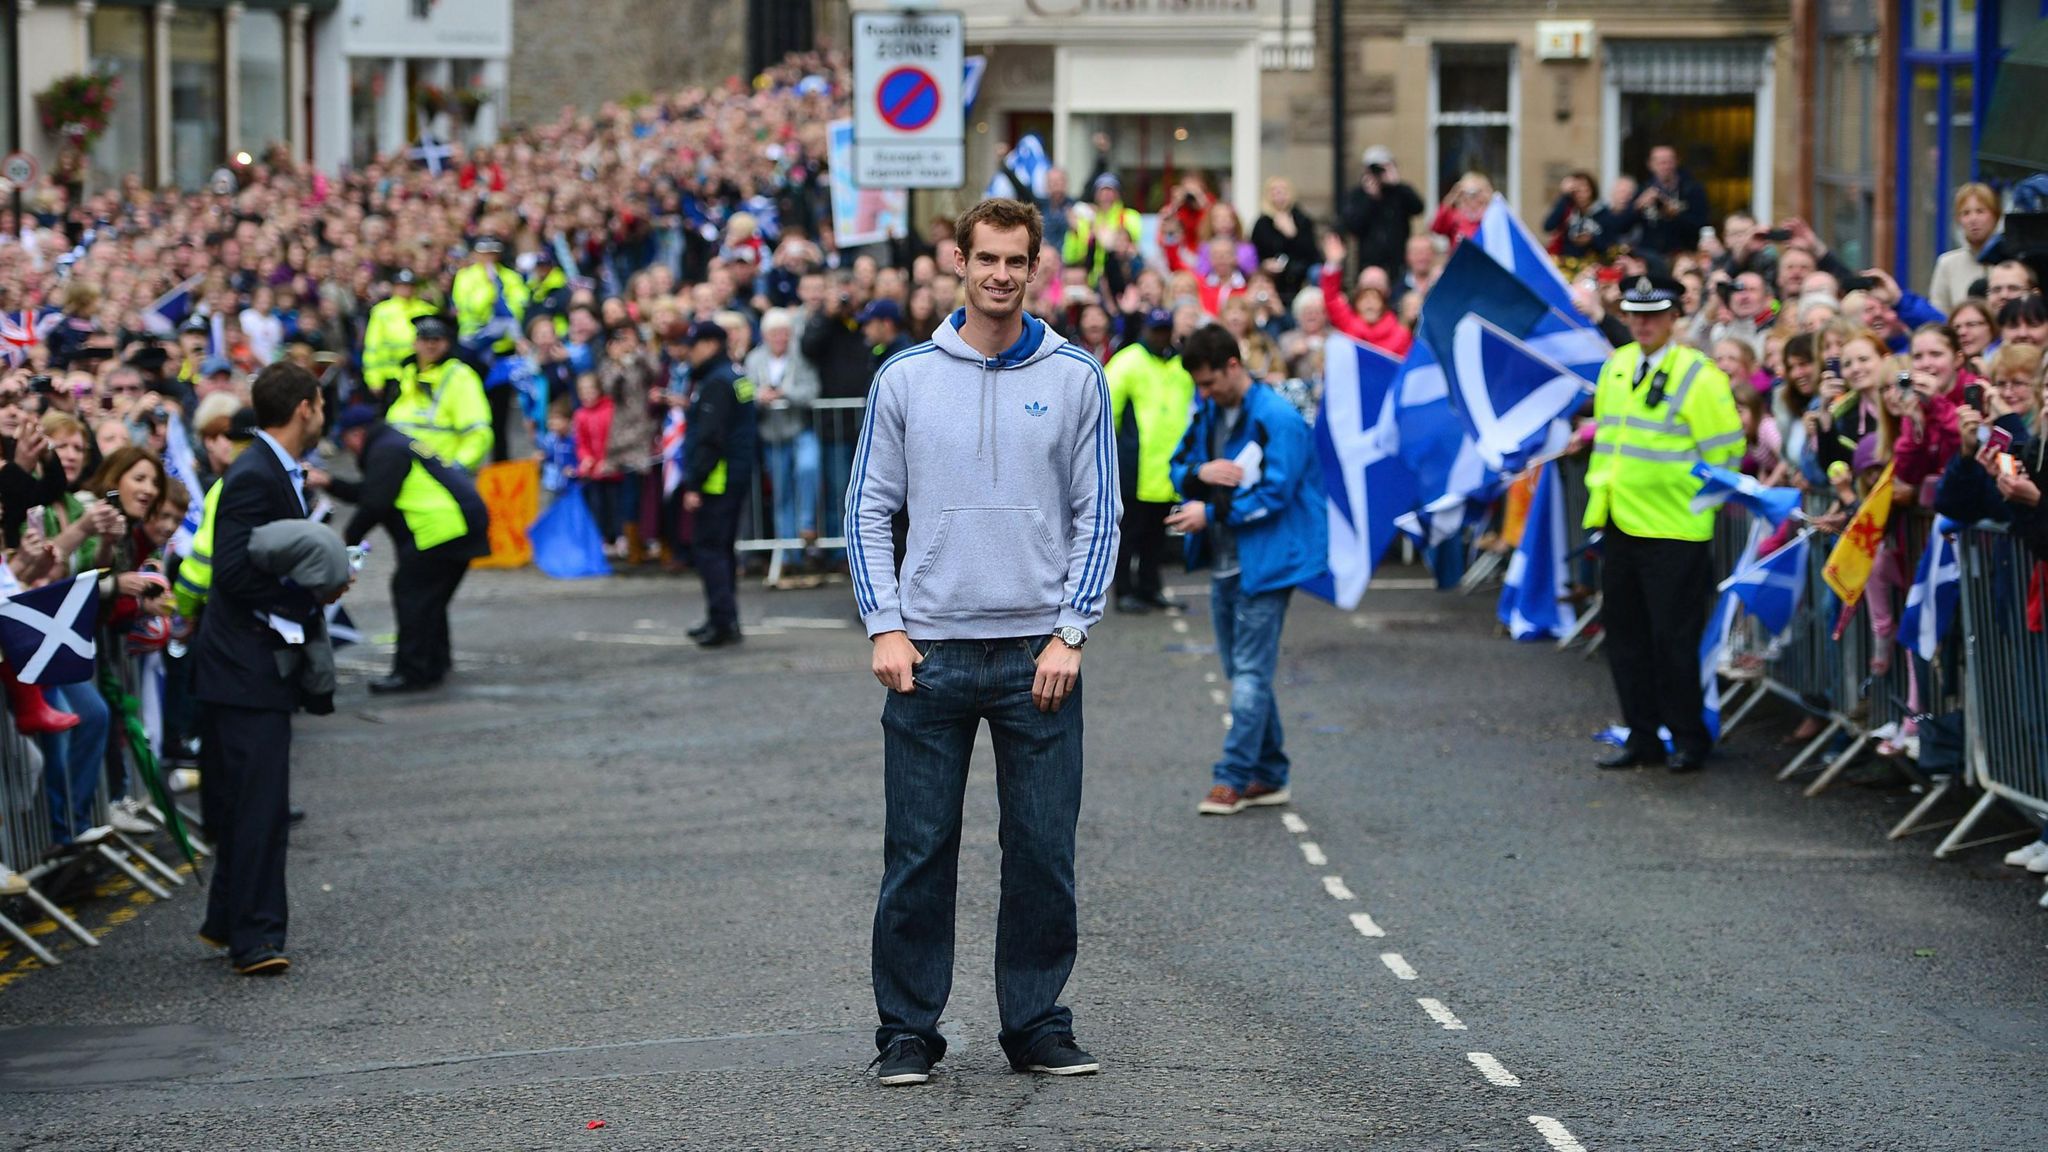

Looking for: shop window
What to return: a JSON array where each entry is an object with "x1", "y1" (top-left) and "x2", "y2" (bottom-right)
[
  {"x1": 1430, "y1": 44, "x2": 1515, "y2": 204},
  {"x1": 1903, "y1": 65, "x2": 1977, "y2": 283},
  {"x1": 169, "y1": 8, "x2": 225, "y2": 191},
  {"x1": 88, "y1": 7, "x2": 154, "y2": 189},
  {"x1": 238, "y1": 10, "x2": 289, "y2": 159},
  {"x1": 349, "y1": 58, "x2": 383, "y2": 170},
  {"x1": 1818, "y1": 2, "x2": 1880, "y2": 269},
  {"x1": 1067, "y1": 113, "x2": 1233, "y2": 213},
  {"x1": 1606, "y1": 40, "x2": 1770, "y2": 226}
]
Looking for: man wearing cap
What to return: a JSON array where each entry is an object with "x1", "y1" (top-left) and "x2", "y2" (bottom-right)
[
  {"x1": 1341, "y1": 146, "x2": 1425, "y2": 279},
  {"x1": 1062, "y1": 172, "x2": 1142, "y2": 288},
  {"x1": 197, "y1": 357, "x2": 239, "y2": 400},
  {"x1": 361, "y1": 269, "x2": 434, "y2": 401},
  {"x1": 859, "y1": 299, "x2": 912, "y2": 371},
  {"x1": 176, "y1": 316, "x2": 214, "y2": 393},
  {"x1": 324, "y1": 405, "x2": 489, "y2": 693},
  {"x1": 1104, "y1": 308, "x2": 1194, "y2": 613},
  {"x1": 675, "y1": 320, "x2": 758, "y2": 648},
  {"x1": 1583, "y1": 274, "x2": 1745, "y2": 774},
  {"x1": 387, "y1": 315, "x2": 492, "y2": 471},
  {"x1": 452, "y1": 238, "x2": 527, "y2": 365}
]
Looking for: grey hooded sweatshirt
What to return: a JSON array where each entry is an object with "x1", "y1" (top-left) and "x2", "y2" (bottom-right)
[{"x1": 847, "y1": 308, "x2": 1120, "y2": 640}]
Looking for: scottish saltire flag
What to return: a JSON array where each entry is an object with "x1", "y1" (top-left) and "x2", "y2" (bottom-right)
[
  {"x1": 1720, "y1": 532, "x2": 1809, "y2": 635},
  {"x1": 1476, "y1": 196, "x2": 1580, "y2": 317},
  {"x1": 162, "y1": 410, "x2": 206, "y2": 555},
  {"x1": 1900, "y1": 518, "x2": 1961, "y2": 661},
  {"x1": 1391, "y1": 342, "x2": 1491, "y2": 545},
  {"x1": 1690, "y1": 461, "x2": 1802, "y2": 528},
  {"x1": 0, "y1": 572, "x2": 99, "y2": 684},
  {"x1": 1699, "y1": 587, "x2": 1741, "y2": 742},
  {"x1": 1497, "y1": 460, "x2": 1579, "y2": 640},
  {"x1": 1306, "y1": 334, "x2": 1414, "y2": 608},
  {"x1": 409, "y1": 131, "x2": 454, "y2": 176},
  {"x1": 1415, "y1": 243, "x2": 1608, "y2": 474},
  {"x1": 962, "y1": 55, "x2": 988, "y2": 113},
  {"x1": 987, "y1": 133, "x2": 1050, "y2": 201},
  {"x1": 140, "y1": 274, "x2": 204, "y2": 336},
  {"x1": 659, "y1": 408, "x2": 688, "y2": 497}
]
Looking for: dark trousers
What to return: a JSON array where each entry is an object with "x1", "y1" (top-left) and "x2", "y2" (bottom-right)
[
  {"x1": 487, "y1": 386, "x2": 515, "y2": 464},
  {"x1": 1600, "y1": 528, "x2": 1714, "y2": 757},
  {"x1": 693, "y1": 490, "x2": 744, "y2": 629},
  {"x1": 199, "y1": 704, "x2": 292, "y2": 963},
  {"x1": 1112, "y1": 498, "x2": 1172, "y2": 601},
  {"x1": 873, "y1": 637, "x2": 1083, "y2": 1066},
  {"x1": 392, "y1": 547, "x2": 471, "y2": 685}
]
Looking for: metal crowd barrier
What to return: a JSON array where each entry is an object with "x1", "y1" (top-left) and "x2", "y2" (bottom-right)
[
  {"x1": 1938, "y1": 523, "x2": 2048, "y2": 857},
  {"x1": 735, "y1": 397, "x2": 865, "y2": 583}
]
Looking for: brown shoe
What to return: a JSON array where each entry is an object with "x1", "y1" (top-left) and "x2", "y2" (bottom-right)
[
  {"x1": 233, "y1": 952, "x2": 290, "y2": 976},
  {"x1": 1197, "y1": 785, "x2": 1245, "y2": 815},
  {"x1": 1241, "y1": 782, "x2": 1292, "y2": 807}
]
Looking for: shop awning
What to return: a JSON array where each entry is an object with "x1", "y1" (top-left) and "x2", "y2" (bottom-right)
[
  {"x1": 1981, "y1": 19, "x2": 2048, "y2": 179},
  {"x1": 90, "y1": 0, "x2": 339, "y2": 10}
]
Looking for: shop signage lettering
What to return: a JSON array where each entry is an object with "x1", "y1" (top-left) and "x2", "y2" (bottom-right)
[{"x1": 1024, "y1": 0, "x2": 1257, "y2": 16}]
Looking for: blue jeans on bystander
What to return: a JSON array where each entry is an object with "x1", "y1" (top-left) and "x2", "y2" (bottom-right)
[
  {"x1": 872, "y1": 636, "x2": 1084, "y2": 1067},
  {"x1": 763, "y1": 429, "x2": 821, "y2": 564},
  {"x1": 41, "y1": 680, "x2": 112, "y2": 844},
  {"x1": 1210, "y1": 573, "x2": 1293, "y2": 792}
]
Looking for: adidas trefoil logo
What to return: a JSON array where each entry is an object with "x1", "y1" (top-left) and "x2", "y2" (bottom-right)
[{"x1": 1024, "y1": 401, "x2": 1048, "y2": 417}]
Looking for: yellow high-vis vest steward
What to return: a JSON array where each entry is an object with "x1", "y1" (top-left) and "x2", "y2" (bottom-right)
[
  {"x1": 173, "y1": 478, "x2": 226, "y2": 618},
  {"x1": 452, "y1": 262, "x2": 529, "y2": 355},
  {"x1": 1582, "y1": 340, "x2": 1745, "y2": 541},
  {"x1": 388, "y1": 357, "x2": 493, "y2": 471},
  {"x1": 361, "y1": 295, "x2": 436, "y2": 396},
  {"x1": 1106, "y1": 343, "x2": 1196, "y2": 504}
]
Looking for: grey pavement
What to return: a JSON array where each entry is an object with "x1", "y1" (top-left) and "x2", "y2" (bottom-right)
[{"x1": 1, "y1": 560, "x2": 2044, "y2": 1151}]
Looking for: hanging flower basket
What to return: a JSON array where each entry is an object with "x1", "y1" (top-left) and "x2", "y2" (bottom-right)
[
  {"x1": 35, "y1": 71, "x2": 119, "y2": 151},
  {"x1": 416, "y1": 84, "x2": 450, "y2": 117},
  {"x1": 455, "y1": 87, "x2": 493, "y2": 122}
]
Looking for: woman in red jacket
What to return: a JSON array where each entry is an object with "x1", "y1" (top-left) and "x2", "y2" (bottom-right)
[
  {"x1": 1319, "y1": 232, "x2": 1413, "y2": 357},
  {"x1": 1429, "y1": 173, "x2": 1495, "y2": 251}
]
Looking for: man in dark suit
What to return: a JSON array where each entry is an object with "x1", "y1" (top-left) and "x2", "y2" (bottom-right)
[{"x1": 193, "y1": 363, "x2": 336, "y2": 976}]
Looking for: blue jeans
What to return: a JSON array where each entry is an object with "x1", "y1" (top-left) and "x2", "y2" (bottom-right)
[
  {"x1": 1211, "y1": 573, "x2": 1293, "y2": 791},
  {"x1": 41, "y1": 680, "x2": 113, "y2": 845},
  {"x1": 873, "y1": 636, "x2": 1084, "y2": 1066},
  {"x1": 822, "y1": 439, "x2": 856, "y2": 554},
  {"x1": 763, "y1": 430, "x2": 820, "y2": 563}
]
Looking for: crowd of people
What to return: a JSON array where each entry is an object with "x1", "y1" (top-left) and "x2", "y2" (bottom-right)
[{"x1": 1, "y1": 36, "x2": 2045, "y2": 912}]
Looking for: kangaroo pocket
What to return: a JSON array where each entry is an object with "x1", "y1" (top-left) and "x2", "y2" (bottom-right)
[{"x1": 908, "y1": 506, "x2": 1065, "y2": 618}]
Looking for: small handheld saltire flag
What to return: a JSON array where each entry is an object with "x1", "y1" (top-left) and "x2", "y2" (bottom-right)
[
  {"x1": 1821, "y1": 460, "x2": 1895, "y2": 609},
  {"x1": 1699, "y1": 586, "x2": 1741, "y2": 743},
  {"x1": 1900, "y1": 518, "x2": 1960, "y2": 661},
  {"x1": 986, "y1": 133, "x2": 1050, "y2": 201},
  {"x1": 140, "y1": 273, "x2": 205, "y2": 336},
  {"x1": 659, "y1": 408, "x2": 688, "y2": 497},
  {"x1": 1497, "y1": 460, "x2": 1579, "y2": 641},
  {"x1": 162, "y1": 409, "x2": 206, "y2": 555},
  {"x1": 1720, "y1": 531, "x2": 1810, "y2": 636},
  {"x1": 1415, "y1": 243, "x2": 1607, "y2": 473},
  {"x1": 1306, "y1": 333, "x2": 1414, "y2": 609},
  {"x1": 1690, "y1": 461, "x2": 1802, "y2": 528},
  {"x1": 0, "y1": 572, "x2": 99, "y2": 684}
]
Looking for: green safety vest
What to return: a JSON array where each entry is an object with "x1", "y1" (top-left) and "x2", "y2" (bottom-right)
[
  {"x1": 389, "y1": 357, "x2": 493, "y2": 471},
  {"x1": 395, "y1": 438, "x2": 472, "y2": 551},
  {"x1": 361, "y1": 295, "x2": 436, "y2": 395},
  {"x1": 1583, "y1": 341, "x2": 1746, "y2": 541},
  {"x1": 1106, "y1": 343, "x2": 1196, "y2": 504},
  {"x1": 452, "y1": 262, "x2": 529, "y2": 354},
  {"x1": 173, "y1": 479, "x2": 226, "y2": 618}
]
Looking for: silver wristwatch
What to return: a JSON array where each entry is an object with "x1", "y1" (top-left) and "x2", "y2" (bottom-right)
[{"x1": 1053, "y1": 626, "x2": 1087, "y2": 650}]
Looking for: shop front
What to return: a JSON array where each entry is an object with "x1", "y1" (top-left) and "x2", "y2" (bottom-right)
[{"x1": 309, "y1": 0, "x2": 509, "y2": 173}]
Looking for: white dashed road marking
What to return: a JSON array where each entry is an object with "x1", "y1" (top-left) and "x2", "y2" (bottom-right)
[
  {"x1": 1209, "y1": 688, "x2": 1227, "y2": 706},
  {"x1": 1299, "y1": 842, "x2": 1328, "y2": 866},
  {"x1": 1280, "y1": 813, "x2": 1308, "y2": 833},
  {"x1": 1418, "y1": 998, "x2": 1467, "y2": 1030},
  {"x1": 1379, "y1": 952, "x2": 1417, "y2": 980},
  {"x1": 1529, "y1": 1116, "x2": 1589, "y2": 1151},
  {"x1": 1466, "y1": 1052, "x2": 1521, "y2": 1086},
  {"x1": 1321, "y1": 876, "x2": 1355, "y2": 901},
  {"x1": 1172, "y1": 618, "x2": 1189, "y2": 634},
  {"x1": 1348, "y1": 912, "x2": 1385, "y2": 937}
]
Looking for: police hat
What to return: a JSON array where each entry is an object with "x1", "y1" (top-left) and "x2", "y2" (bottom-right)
[
  {"x1": 391, "y1": 268, "x2": 417, "y2": 286},
  {"x1": 226, "y1": 406, "x2": 261, "y2": 441},
  {"x1": 179, "y1": 315, "x2": 210, "y2": 336},
  {"x1": 473, "y1": 236, "x2": 505, "y2": 255},
  {"x1": 684, "y1": 319, "x2": 728, "y2": 345},
  {"x1": 1142, "y1": 307, "x2": 1176, "y2": 331},
  {"x1": 285, "y1": 329, "x2": 323, "y2": 350},
  {"x1": 412, "y1": 315, "x2": 454, "y2": 340},
  {"x1": 1619, "y1": 274, "x2": 1685, "y2": 314},
  {"x1": 334, "y1": 404, "x2": 380, "y2": 435}
]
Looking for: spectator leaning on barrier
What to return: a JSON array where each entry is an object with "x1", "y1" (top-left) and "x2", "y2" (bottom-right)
[
  {"x1": 1105, "y1": 309, "x2": 1195, "y2": 615},
  {"x1": 852, "y1": 197, "x2": 1116, "y2": 1088},
  {"x1": 1168, "y1": 324, "x2": 1329, "y2": 817},
  {"x1": 1584, "y1": 274, "x2": 1744, "y2": 774}
]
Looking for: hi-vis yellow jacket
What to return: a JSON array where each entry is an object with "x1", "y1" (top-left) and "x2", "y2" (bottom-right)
[{"x1": 1582, "y1": 340, "x2": 1745, "y2": 541}]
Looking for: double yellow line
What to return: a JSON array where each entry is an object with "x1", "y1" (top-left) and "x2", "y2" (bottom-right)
[{"x1": 0, "y1": 862, "x2": 197, "y2": 992}]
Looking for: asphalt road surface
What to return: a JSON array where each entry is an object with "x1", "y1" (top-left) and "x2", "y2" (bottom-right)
[{"x1": 2, "y1": 559, "x2": 2044, "y2": 1151}]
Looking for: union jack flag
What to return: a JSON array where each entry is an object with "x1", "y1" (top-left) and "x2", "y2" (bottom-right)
[
  {"x1": 0, "y1": 310, "x2": 56, "y2": 368},
  {"x1": 660, "y1": 408, "x2": 688, "y2": 497}
]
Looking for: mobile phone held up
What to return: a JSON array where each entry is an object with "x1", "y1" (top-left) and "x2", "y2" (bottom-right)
[{"x1": 1987, "y1": 425, "x2": 2014, "y2": 456}]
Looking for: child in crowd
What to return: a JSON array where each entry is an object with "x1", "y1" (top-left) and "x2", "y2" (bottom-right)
[
  {"x1": 536, "y1": 396, "x2": 578, "y2": 497},
  {"x1": 572, "y1": 373, "x2": 624, "y2": 553}
]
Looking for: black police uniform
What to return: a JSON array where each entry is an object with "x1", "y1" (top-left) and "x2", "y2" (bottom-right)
[{"x1": 679, "y1": 346, "x2": 758, "y2": 644}]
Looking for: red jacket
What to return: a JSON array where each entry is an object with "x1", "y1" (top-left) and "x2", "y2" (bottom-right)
[
  {"x1": 1891, "y1": 390, "x2": 1960, "y2": 495},
  {"x1": 1320, "y1": 266, "x2": 1413, "y2": 357},
  {"x1": 574, "y1": 397, "x2": 620, "y2": 480},
  {"x1": 1429, "y1": 204, "x2": 1483, "y2": 249}
]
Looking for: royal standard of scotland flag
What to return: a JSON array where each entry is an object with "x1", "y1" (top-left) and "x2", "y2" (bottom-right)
[
  {"x1": 1497, "y1": 459, "x2": 1579, "y2": 640},
  {"x1": 0, "y1": 573, "x2": 99, "y2": 685},
  {"x1": 1720, "y1": 532, "x2": 1810, "y2": 636},
  {"x1": 1415, "y1": 242, "x2": 1608, "y2": 474},
  {"x1": 1690, "y1": 461, "x2": 1802, "y2": 528},
  {"x1": 1900, "y1": 518, "x2": 1961, "y2": 661},
  {"x1": 1308, "y1": 334, "x2": 1415, "y2": 609}
]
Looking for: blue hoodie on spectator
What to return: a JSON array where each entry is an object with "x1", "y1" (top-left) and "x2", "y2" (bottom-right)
[{"x1": 846, "y1": 309, "x2": 1120, "y2": 640}]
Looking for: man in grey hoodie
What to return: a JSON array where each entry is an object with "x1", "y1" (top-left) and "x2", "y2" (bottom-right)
[{"x1": 849, "y1": 198, "x2": 1119, "y2": 1087}]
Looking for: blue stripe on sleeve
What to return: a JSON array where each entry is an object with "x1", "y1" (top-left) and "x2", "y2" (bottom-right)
[
  {"x1": 847, "y1": 345, "x2": 936, "y2": 615},
  {"x1": 1055, "y1": 347, "x2": 1114, "y2": 613}
]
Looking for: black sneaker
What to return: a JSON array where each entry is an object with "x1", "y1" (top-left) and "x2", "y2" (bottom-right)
[
  {"x1": 1018, "y1": 1034, "x2": 1100, "y2": 1076},
  {"x1": 869, "y1": 1035, "x2": 932, "y2": 1086}
]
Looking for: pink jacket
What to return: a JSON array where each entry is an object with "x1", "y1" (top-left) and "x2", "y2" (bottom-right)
[
  {"x1": 1891, "y1": 390, "x2": 1960, "y2": 494},
  {"x1": 1320, "y1": 266, "x2": 1413, "y2": 357}
]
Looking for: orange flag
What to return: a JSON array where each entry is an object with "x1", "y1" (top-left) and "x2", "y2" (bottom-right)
[
  {"x1": 1821, "y1": 459, "x2": 1894, "y2": 611},
  {"x1": 471, "y1": 459, "x2": 540, "y2": 569}
]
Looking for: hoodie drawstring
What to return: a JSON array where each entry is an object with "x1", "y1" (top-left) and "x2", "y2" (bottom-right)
[{"x1": 977, "y1": 360, "x2": 998, "y2": 485}]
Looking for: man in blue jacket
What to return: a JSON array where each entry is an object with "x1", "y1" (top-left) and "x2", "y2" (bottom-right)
[{"x1": 1168, "y1": 326, "x2": 1328, "y2": 816}]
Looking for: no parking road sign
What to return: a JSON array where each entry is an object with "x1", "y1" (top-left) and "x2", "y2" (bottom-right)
[{"x1": 853, "y1": 9, "x2": 964, "y2": 189}]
